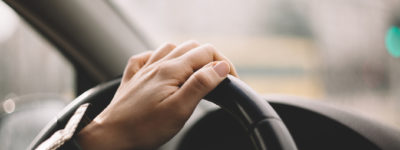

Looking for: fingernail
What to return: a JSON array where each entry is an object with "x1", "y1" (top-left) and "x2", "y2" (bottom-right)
[{"x1": 213, "y1": 61, "x2": 229, "y2": 77}]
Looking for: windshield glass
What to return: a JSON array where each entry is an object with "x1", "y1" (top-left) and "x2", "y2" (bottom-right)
[{"x1": 111, "y1": 0, "x2": 400, "y2": 128}]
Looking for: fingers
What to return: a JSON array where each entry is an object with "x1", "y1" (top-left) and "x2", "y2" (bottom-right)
[
  {"x1": 164, "y1": 61, "x2": 230, "y2": 116},
  {"x1": 123, "y1": 41, "x2": 238, "y2": 84},
  {"x1": 178, "y1": 44, "x2": 238, "y2": 77},
  {"x1": 122, "y1": 51, "x2": 153, "y2": 82},
  {"x1": 162, "y1": 40, "x2": 200, "y2": 60},
  {"x1": 146, "y1": 43, "x2": 176, "y2": 65}
]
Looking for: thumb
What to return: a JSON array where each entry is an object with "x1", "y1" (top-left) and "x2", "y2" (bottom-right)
[{"x1": 165, "y1": 61, "x2": 230, "y2": 115}]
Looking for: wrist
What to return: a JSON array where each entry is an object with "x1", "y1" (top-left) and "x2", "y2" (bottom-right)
[
  {"x1": 76, "y1": 115, "x2": 134, "y2": 150},
  {"x1": 76, "y1": 120, "x2": 103, "y2": 150}
]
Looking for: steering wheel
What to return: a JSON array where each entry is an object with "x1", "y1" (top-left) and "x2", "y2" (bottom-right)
[{"x1": 29, "y1": 75, "x2": 297, "y2": 150}]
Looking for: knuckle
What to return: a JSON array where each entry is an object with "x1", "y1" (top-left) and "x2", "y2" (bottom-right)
[
  {"x1": 203, "y1": 44, "x2": 216, "y2": 52},
  {"x1": 126, "y1": 56, "x2": 141, "y2": 70},
  {"x1": 186, "y1": 40, "x2": 200, "y2": 47},
  {"x1": 165, "y1": 42, "x2": 175, "y2": 47},
  {"x1": 128, "y1": 55, "x2": 140, "y2": 64},
  {"x1": 163, "y1": 42, "x2": 176, "y2": 49},
  {"x1": 192, "y1": 71, "x2": 213, "y2": 89},
  {"x1": 128, "y1": 51, "x2": 152, "y2": 64},
  {"x1": 201, "y1": 44, "x2": 217, "y2": 56}
]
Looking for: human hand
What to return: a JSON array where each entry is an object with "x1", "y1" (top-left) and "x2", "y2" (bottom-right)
[{"x1": 76, "y1": 41, "x2": 238, "y2": 150}]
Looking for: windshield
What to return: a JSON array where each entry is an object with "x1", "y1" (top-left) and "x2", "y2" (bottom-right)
[{"x1": 111, "y1": 0, "x2": 400, "y2": 128}]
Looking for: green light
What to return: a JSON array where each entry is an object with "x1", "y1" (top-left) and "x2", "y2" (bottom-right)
[{"x1": 385, "y1": 26, "x2": 400, "y2": 58}]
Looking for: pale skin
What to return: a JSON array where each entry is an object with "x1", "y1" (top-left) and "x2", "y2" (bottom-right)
[{"x1": 76, "y1": 41, "x2": 238, "y2": 150}]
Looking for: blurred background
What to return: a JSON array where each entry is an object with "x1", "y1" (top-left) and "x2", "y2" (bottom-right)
[
  {"x1": 1, "y1": 0, "x2": 400, "y2": 149},
  {"x1": 110, "y1": 0, "x2": 400, "y2": 127},
  {"x1": 0, "y1": 1, "x2": 74, "y2": 149}
]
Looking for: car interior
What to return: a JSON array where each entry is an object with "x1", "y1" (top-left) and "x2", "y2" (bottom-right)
[{"x1": 1, "y1": 0, "x2": 400, "y2": 150}]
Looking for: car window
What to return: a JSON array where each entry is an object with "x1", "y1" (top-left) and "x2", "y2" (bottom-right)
[
  {"x1": 111, "y1": 0, "x2": 400, "y2": 128},
  {"x1": 0, "y1": 2, "x2": 75, "y2": 149}
]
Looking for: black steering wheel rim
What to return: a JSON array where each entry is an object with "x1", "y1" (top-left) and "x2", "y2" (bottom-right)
[{"x1": 29, "y1": 75, "x2": 297, "y2": 150}]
